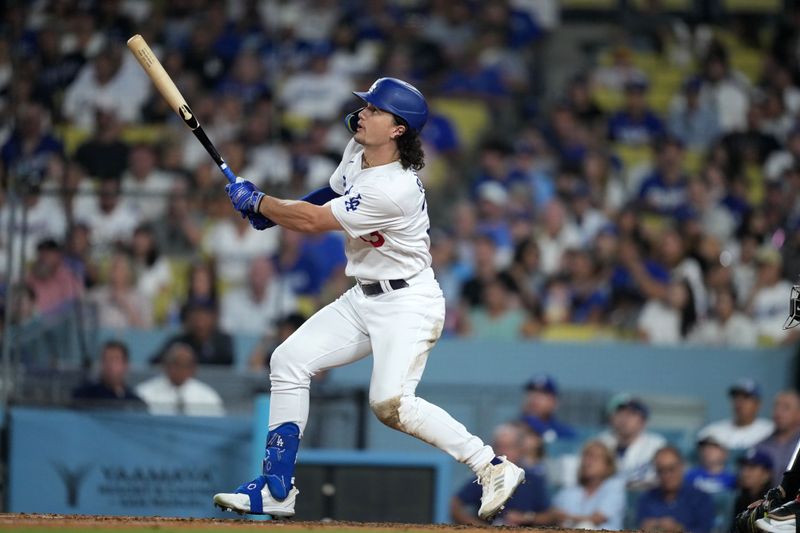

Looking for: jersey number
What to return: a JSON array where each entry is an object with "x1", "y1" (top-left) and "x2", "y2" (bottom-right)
[{"x1": 360, "y1": 231, "x2": 385, "y2": 248}]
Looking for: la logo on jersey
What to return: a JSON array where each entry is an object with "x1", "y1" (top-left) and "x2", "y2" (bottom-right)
[{"x1": 345, "y1": 194, "x2": 362, "y2": 212}]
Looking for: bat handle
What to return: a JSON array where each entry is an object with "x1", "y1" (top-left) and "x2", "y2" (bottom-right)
[{"x1": 218, "y1": 162, "x2": 237, "y2": 184}]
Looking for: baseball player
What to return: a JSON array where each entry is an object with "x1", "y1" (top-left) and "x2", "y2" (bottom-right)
[
  {"x1": 212, "y1": 78, "x2": 525, "y2": 519},
  {"x1": 733, "y1": 280, "x2": 800, "y2": 533}
]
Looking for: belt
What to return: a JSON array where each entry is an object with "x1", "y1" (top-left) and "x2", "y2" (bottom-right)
[{"x1": 359, "y1": 278, "x2": 409, "y2": 296}]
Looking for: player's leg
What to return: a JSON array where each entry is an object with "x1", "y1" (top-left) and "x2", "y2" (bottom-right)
[
  {"x1": 360, "y1": 282, "x2": 524, "y2": 519},
  {"x1": 214, "y1": 289, "x2": 371, "y2": 516}
]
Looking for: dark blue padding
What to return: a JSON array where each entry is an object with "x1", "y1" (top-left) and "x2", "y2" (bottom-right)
[
  {"x1": 234, "y1": 475, "x2": 267, "y2": 514},
  {"x1": 263, "y1": 422, "x2": 301, "y2": 500},
  {"x1": 300, "y1": 186, "x2": 340, "y2": 206}
]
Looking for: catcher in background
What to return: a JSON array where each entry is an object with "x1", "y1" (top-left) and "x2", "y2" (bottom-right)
[
  {"x1": 212, "y1": 78, "x2": 525, "y2": 520},
  {"x1": 735, "y1": 279, "x2": 800, "y2": 533}
]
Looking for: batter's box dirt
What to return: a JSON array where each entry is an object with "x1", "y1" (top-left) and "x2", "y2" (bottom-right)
[{"x1": 0, "y1": 513, "x2": 597, "y2": 533}]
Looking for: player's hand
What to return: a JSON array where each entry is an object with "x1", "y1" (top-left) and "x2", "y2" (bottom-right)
[
  {"x1": 226, "y1": 179, "x2": 265, "y2": 214},
  {"x1": 247, "y1": 212, "x2": 276, "y2": 231}
]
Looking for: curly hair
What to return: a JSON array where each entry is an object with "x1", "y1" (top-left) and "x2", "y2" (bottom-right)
[{"x1": 393, "y1": 117, "x2": 425, "y2": 171}]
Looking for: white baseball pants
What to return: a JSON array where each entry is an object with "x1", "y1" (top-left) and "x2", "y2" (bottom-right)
[{"x1": 267, "y1": 268, "x2": 495, "y2": 473}]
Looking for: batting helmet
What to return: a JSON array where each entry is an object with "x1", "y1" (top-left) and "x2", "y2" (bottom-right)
[{"x1": 353, "y1": 78, "x2": 428, "y2": 132}]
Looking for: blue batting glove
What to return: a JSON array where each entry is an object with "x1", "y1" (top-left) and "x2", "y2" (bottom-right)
[
  {"x1": 247, "y1": 212, "x2": 276, "y2": 230},
  {"x1": 226, "y1": 179, "x2": 266, "y2": 214}
]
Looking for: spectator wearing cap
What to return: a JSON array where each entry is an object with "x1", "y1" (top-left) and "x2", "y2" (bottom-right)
[
  {"x1": 747, "y1": 247, "x2": 794, "y2": 344},
  {"x1": 732, "y1": 449, "x2": 775, "y2": 517},
  {"x1": 684, "y1": 437, "x2": 737, "y2": 495},
  {"x1": 636, "y1": 446, "x2": 715, "y2": 533},
  {"x1": 698, "y1": 379, "x2": 775, "y2": 450},
  {"x1": 597, "y1": 393, "x2": 666, "y2": 488},
  {"x1": 756, "y1": 390, "x2": 800, "y2": 485},
  {"x1": 667, "y1": 77, "x2": 720, "y2": 151},
  {"x1": 608, "y1": 78, "x2": 665, "y2": 147},
  {"x1": 521, "y1": 374, "x2": 577, "y2": 443}
]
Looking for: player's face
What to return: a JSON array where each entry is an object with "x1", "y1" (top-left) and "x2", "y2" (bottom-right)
[{"x1": 354, "y1": 104, "x2": 405, "y2": 147}]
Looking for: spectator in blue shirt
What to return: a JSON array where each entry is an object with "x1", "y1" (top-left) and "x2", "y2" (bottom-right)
[
  {"x1": 1, "y1": 102, "x2": 63, "y2": 183},
  {"x1": 668, "y1": 77, "x2": 720, "y2": 151},
  {"x1": 637, "y1": 446, "x2": 715, "y2": 533},
  {"x1": 451, "y1": 422, "x2": 556, "y2": 526},
  {"x1": 520, "y1": 374, "x2": 577, "y2": 443},
  {"x1": 608, "y1": 79, "x2": 665, "y2": 146},
  {"x1": 637, "y1": 135, "x2": 690, "y2": 217},
  {"x1": 685, "y1": 436, "x2": 737, "y2": 494}
]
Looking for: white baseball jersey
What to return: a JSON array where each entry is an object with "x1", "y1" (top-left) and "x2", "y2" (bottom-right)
[{"x1": 328, "y1": 138, "x2": 432, "y2": 282}]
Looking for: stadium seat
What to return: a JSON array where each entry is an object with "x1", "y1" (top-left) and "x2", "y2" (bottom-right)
[{"x1": 430, "y1": 98, "x2": 489, "y2": 150}]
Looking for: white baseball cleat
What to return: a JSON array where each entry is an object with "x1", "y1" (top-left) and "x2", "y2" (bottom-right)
[
  {"x1": 213, "y1": 486, "x2": 299, "y2": 517},
  {"x1": 476, "y1": 456, "x2": 526, "y2": 520},
  {"x1": 756, "y1": 498, "x2": 800, "y2": 533}
]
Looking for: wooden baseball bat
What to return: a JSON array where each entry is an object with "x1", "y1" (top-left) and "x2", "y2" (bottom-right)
[{"x1": 126, "y1": 34, "x2": 237, "y2": 184}]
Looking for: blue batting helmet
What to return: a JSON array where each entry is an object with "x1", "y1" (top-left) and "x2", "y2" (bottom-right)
[{"x1": 353, "y1": 77, "x2": 428, "y2": 132}]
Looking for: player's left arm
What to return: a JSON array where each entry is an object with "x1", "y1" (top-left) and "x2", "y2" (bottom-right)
[
  {"x1": 258, "y1": 195, "x2": 342, "y2": 233},
  {"x1": 227, "y1": 179, "x2": 342, "y2": 233}
]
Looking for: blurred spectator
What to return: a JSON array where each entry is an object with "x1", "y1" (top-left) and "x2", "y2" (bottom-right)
[
  {"x1": 203, "y1": 210, "x2": 280, "y2": 289},
  {"x1": 27, "y1": 239, "x2": 83, "y2": 316},
  {"x1": 636, "y1": 446, "x2": 715, "y2": 533},
  {"x1": 698, "y1": 378, "x2": 775, "y2": 450},
  {"x1": 747, "y1": 247, "x2": 794, "y2": 344},
  {"x1": 689, "y1": 286, "x2": 758, "y2": 347},
  {"x1": 721, "y1": 104, "x2": 781, "y2": 186},
  {"x1": 451, "y1": 422, "x2": 556, "y2": 526},
  {"x1": 130, "y1": 224, "x2": 171, "y2": 305},
  {"x1": 503, "y1": 238, "x2": 545, "y2": 314},
  {"x1": 698, "y1": 46, "x2": 750, "y2": 134},
  {"x1": 569, "y1": 184, "x2": 609, "y2": 246},
  {"x1": 756, "y1": 390, "x2": 800, "y2": 485},
  {"x1": 597, "y1": 393, "x2": 666, "y2": 488},
  {"x1": 1, "y1": 102, "x2": 63, "y2": 183},
  {"x1": 153, "y1": 176, "x2": 204, "y2": 255},
  {"x1": 72, "y1": 106, "x2": 130, "y2": 180},
  {"x1": 62, "y1": 44, "x2": 150, "y2": 130},
  {"x1": 220, "y1": 256, "x2": 297, "y2": 336},
  {"x1": 475, "y1": 182, "x2": 513, "y2": 262},
  {"x1": 460, "y1": 234, "x2": 509, "y2": 308},
  {"x1": 460, "y1": 277, "x2": 536, "y2": 339},
  {"x1": 88, "y1": 251, "x2": 153, "y2": 329},
  {"x1": 637, "y1": 136, "x2": 689, "y2": 217},
  {"x1": 72, "y1": 340, "x2": 145, "y2": 410},
  {"x1": 520, "y1": 374, "x2": 577, "y2": 443},
  {"x1": 278, "y1": 52, "x2": 354, "y2": 121},
  {"x1": 63, "y1": 223, "x2": 100, "y2": 289},
  {"x1": 535, "y1": 200, "x2": 581, "y2": 276},
  {"x1": 593, "y1": 46, "x2": 646, "y2": 92},
  {"x1": 74, "y1": 179, "x2": 142, "y2": 254},
  {"x1": 121, "y1": 144, "x2": 173, "y2": 221},
  {"x1": 638, "y1": 278, "x2": 696, "y2": 345},
  {"x1": 248, "y1": 312, "x2": 307, "y2": 372},
  {"x1": 564, "y1": 248, "x2": 610, "y2": 324},
  {"x1": 668, "y1": 78, "x2": 720, "y2": 151},
  {"x1": 151, "y1": 301, "x2": 234, "y2": 366},
  {"x1": 764, "y1": 128, "x2": 800, "y2": 181},
  {"x1": 136, "y1": 342, "x2": 225, "y2": 416},
  {"x1": 272, "y1": 229, "x2": 347, "y2": 302},
  {"x1": 608, "y1": 79, "x2": 665, "y2": 146},
  {"x1": 1, "y1": 185, "x2": 68, "y2": 269},
  {"x1": 732, "y1": 449, "x2": 775, "y2": 517},
  {"x1": 553, "y1": 440, "x2": 627, "y2": 530},
  {"x1": 684, "y1": 436, "x2": 737, "y2": 495}
]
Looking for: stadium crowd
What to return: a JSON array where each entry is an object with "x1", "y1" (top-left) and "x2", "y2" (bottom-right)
[{"x1": 2, "y1": 0, "x2": 800, "y2": 352}]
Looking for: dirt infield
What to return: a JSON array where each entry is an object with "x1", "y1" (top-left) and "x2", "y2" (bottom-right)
[{"x1": 0, "y1": 513, "x2": 588, "y2": 532}]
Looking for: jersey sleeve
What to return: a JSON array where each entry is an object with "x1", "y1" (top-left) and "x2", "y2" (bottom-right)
[
  {"x1": 329, "y1": 138, "x2": 360, "y2": 195},
  {"x1": 330, "y1": 184, "x2": 404, "y2": 239}
]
